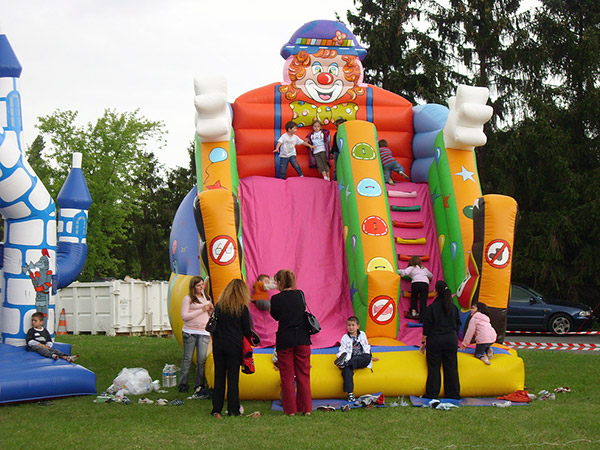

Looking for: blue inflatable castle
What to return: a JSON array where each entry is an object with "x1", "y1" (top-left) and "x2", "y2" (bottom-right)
[{"x1": 0, "y1": 31, "x2": 96, "y2": 403}]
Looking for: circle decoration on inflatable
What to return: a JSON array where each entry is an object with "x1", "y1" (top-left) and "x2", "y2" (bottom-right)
[
  {"x1": 351, "y1": 142, "x2": 376, "y2": 160},
  {"x1": 366, "y1": 257, "x2": 394, "y2": 272},
  {"x1": 356, "y1": 178, "x2": 382, "y2": 197},
  {"x1": 361, "y1": 215, "x2": 388, "y2": 237}
]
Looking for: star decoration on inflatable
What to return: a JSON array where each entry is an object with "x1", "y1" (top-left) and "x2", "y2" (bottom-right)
[
  {"x1": 443, "y1": 194, "x2": 451, "y2": 208},
  {"x1": 455, "y1": 166, "x2": 476, "y2": 182},
  {"x1": 430, "y1": 186, "x2": 442, "y2": 204},
  {"x1": 344, "y1": 184, "x2": 352, "y2": 201}
]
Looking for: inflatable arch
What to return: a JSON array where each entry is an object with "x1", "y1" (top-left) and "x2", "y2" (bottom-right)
[
  {"x1": 0, "y1": 32, "x2": 96, "y2": 403},
  {"x1": 168, "y1": 20, "x2": 523, "y2": 399}
]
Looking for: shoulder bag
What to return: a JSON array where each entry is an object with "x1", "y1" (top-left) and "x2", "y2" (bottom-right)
[
  {"x1": 205, "y1": 307, "x2": 217, "y2": 333},
  {"x1": 300, "y1": 290, "x2": 321, "y2": 335}
]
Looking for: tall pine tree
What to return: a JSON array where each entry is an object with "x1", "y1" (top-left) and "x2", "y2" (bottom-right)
[
  {"x1": 484, "y1": 0, "x2": 600, "y2": 304},
  {"x1": 343, "y1": 0, "x2": 455, "y2": 104},
  {"x1": 427, "y1": 0, "x2": 527, "y2": 125}
]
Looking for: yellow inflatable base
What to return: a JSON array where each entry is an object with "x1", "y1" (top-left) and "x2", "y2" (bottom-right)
[{"x1": 205, "y1": 346, "x2": 524, "y2": 400}]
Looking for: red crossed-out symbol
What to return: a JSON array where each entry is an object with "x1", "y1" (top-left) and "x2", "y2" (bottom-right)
[
  {"x1": 209, "y1": 235, "x2": 237, "y2": 266},
  {"x1": 485, "y1": 239, "x2": 511, "y2": 269},
  {"x1": 368, "y1": 295, "x2": 395, "y2": 325}
]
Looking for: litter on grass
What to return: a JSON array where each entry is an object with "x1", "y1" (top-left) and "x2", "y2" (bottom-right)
[{"x1": 106, "y1": 368, "x2": 160, "y2": 396}]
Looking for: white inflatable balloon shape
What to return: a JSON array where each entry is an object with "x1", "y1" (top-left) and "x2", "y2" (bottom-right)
[
  {"x1": 194, "y1": 75, "x2": 231, "y2": 143},
  {"x1": 444, "y1": 85, "x2": 493, "y2": 151}
]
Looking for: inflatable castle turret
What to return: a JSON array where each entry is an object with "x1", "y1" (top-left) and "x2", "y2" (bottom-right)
[{"x1": 0, "y1": 30, "x2": 92, "y2": 345}]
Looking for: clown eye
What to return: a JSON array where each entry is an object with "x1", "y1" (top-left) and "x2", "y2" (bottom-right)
[
  {"x1": 311, "y1": 62, "x2": 323, "y2": 75},
  {"x1": 328, "y1": 63, "x2": 339, "y2": 76}
]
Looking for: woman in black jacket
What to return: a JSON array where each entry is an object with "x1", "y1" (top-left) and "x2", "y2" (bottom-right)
[
  {"x1": 270, "y1": 269, "x2": 312, "y2": 415},
  {"x1": 210, "y1": 279, "x2": 253, "y2": 418},
  {"x1": 420, "y1": 280, "x2": 461, "y2": 400}
]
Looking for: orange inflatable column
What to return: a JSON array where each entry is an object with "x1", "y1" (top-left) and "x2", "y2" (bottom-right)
[
  {"x1": 194, "y1": 189, "x2": 243, "y2": 301},
  {"x1": 472, "y1": 194, "x2": 518, "y2": 342}
]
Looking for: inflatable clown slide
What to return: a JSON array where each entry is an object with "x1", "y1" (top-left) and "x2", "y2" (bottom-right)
[{"x1": 168, "y1": 20, "x2": 522, "y2": 399}]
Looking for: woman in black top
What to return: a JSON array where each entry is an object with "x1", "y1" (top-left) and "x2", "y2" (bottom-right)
[
  {"x1": 210, "y1": 279, "x2": 253, "y2": 418},
  {"x1": 420, "y1": 280, "x2": 461, "y2": 399},
  {"x1": 270, "y1": 269, "x2": 312, "y2": 415}
]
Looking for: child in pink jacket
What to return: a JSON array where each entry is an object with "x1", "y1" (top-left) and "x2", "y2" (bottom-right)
[{"x1": 460, "y1": 302, "x2": 497, "y2": 365}]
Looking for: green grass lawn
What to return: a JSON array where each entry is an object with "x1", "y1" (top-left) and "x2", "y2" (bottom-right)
[{"x1": 2, "y1": 335, "x2": 599, "y2": 449}]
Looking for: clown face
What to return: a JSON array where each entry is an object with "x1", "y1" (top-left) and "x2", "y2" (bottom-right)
[{"x1": 300, "y1": 54, "x2": 358, "y2": 104}]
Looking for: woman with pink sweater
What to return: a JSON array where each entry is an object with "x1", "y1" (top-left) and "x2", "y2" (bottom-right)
[
  {"x1": 179, "y1": 276, "x2": 214, "y2": 395},
  {"x1": 460, "y1": 302, "x2": 497, "y2": 365}
]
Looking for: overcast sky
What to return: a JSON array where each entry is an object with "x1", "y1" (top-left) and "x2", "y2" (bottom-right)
[{"x1": 0, "y1": 0, "x2": 357, "y2": 169}]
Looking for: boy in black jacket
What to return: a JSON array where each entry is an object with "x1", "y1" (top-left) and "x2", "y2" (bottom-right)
[{"x1": 26, "y1": 312, "x2": 78, "y2": 362}]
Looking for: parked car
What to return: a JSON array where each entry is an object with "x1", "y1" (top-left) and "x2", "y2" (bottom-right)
[{"x1": 507, "y1": 284, "x2": 595, "y2": 334}]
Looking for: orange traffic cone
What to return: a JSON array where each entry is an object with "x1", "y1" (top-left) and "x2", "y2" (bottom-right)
[{"x1": 56, "y1": 308, "x2": 68, "y2": 335}]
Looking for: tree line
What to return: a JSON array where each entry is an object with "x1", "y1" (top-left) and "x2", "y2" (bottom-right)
[
  {"x1": 344, "y1": 0, "x2": 599, "y2": 306},
  {"x1": 26, "y1": 110, "x2": 193, "y2": 282},
  {"x1": 27, "y1": 0, "x2": 599, "y2": 308}
]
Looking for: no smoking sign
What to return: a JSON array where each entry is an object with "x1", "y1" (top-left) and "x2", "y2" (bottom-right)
[
  {"x1": 368, "y1": 295, "x2": 395, "y2": 325},
  {"x1": 485, "y1": 239, "x2": 511, "y2": 269},
  {"x1": 209, "y1": 235, "x2": 237, "y2": 266}
]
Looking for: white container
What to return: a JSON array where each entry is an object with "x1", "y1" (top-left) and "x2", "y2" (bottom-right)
[{"x1": 54, "y1": 280, "x2": 172, "y2": 335}]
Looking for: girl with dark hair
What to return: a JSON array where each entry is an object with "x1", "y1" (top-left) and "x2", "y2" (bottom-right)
[
  {"x1": 210, "y1": 279, "x2": 253, "y2": 418},
  {"x1": 179, "y1": 276, "x2": 213, "y2": 395},
  {"x1": 460, "y1": 302, "x2": 497, "y2": 365},
  {"x1": 270, "y1": 269, "x2": 312, "y2": 415},
  {"x1": 420, "y1": 280, "x2": 461, "y2": 400}
]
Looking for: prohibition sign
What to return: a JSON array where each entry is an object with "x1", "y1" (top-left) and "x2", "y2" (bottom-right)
[
  {"x1": 368, "y1": 295, "x2": 395, "y2": 325},
  {"x1": 209, "y1": 235, "x2": 236, "y2": 266},
  {"x1": 485, "y1": 239, "x2": 511, "y2": 269}
]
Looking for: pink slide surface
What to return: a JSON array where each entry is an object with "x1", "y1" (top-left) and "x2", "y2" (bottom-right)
[
  {"x1": 239, "y1": 176, "x2": 354, "y2": 349},
  {"x1": 388, "y1": 182, "x2": 443, "y2": 346}
]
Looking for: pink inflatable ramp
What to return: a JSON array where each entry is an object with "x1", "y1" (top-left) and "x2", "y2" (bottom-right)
[{"x1": 239, "y1": 176, "x2": 354, "y2": 349}]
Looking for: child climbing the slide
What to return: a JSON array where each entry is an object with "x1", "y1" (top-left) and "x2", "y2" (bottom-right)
[
  {"x1": 252, "y1": 274, "x2": 277, "y2": 311},
  {"x1": 460, "y1": 302, "x2": 497, "y2": 365},
  {"x1": 398, "y1": 256, "x2": 433, "y2": 321},
  {"x1": 274, "y1": 121, "x2": 314, "y2": 179},
  {"x1": 335, "y1": 316, "x2": 373, "y2": 402},
  {"x1": 306, "y1": 120, "x2": 331, "y2": 181},
  {"x1": 378, "y1": 139, "x2": 409, "y2": 185},
  {"x1": 26, "y1": 312, "x2": 79, "y2": 363}
]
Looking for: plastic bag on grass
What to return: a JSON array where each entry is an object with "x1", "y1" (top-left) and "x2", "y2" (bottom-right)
[{"x1": 107, "y1": 368, "x2": 159, "y2": 395}]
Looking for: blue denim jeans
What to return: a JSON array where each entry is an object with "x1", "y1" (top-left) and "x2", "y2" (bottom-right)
[
  {"x1": 180, "y1": 332, "x2": 210, "y2": 388},
  {"x1": 383, "y1": 160, "x2": 405, "y2": 182},
  {"x1": 29, "y1": 345, "x2": 67, "y2": 360},
  {"x1": 278, "y1": 155, "x2": 303, "y2": 179}
]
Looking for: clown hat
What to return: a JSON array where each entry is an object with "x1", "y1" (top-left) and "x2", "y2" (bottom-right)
[{"x1": 281, "y1": 20, "x2": 367, "y2": 60}]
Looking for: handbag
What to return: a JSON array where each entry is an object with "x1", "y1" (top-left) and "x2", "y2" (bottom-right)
[
  {"x1": 300, "y1": 291, "x2": 321, "y2": 335},
  {"x1": 205, "y1": 309, "x2": 217, "y2": 333}
]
